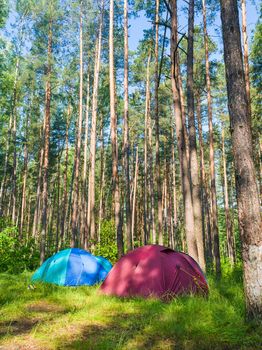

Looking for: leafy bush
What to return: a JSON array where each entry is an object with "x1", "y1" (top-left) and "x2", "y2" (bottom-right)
[
  {"x1": 94, "y1": 220, "x2": 118, "y2": 264},
  {"x1": 0, "y1": 226, "x2": 39, "y2": 273}
]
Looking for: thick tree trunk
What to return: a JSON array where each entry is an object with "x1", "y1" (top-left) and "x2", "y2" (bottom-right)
[
  {"x1": 154, "y1": 0, "x2": 163, "y2": 245},
  {"x1": 220, "y1": 0, "x2": 262, "y2": 319},
  {"x1": 123, "y1": 0, "x2": 132, "y2": 251},
  {"x1": 202, "y1": 0, "x2": 221, "y2": 276},
  {"x1": 187, "y1": 0, "x2": 205, "y2": 271},
  {"x1": 86, "y1": 1, "x2": 104, "y2": 250},
  {"x1": 71, "y1": 1, "x2": 84, "y2": 247},
  {"x1": 241, "y1": 0, "x2": 251, "y2": 120},
  {"x1": 109, "y1": 0, "x2": 124, "y2": 257},
  {"x1": 170, "y1": 0, "x2": 198, "y2": 262},
  {"x1": 40, "y1": 18, "x2": 52, "y2": 264}
]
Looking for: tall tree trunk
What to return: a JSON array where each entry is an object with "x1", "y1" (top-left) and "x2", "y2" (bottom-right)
[
  {"x1": 154, "y1": 0, "x2": 163, "y2": 245},
  {"x1": 55, "y1": 156, "x2": 61, "y2": 251},
  {"x1": 221, "y1": 127, "x2": 235, "y2": 265},
  {"x1": 144, "y1": 53, "x2": 151, "y2": 244},
  {"x1": 19, "y1": 105, "x2": 30, "y2": 236},
  {"x1": 98, "y1": 122, "x2": 105, "y2": 243},
  {"x1": 109, "y1": 0, "x2": 124, "y2": 257},
  {"x1": 83, "y1": 74, "x2": 90, "y2": 182},
  {"x1": 40, "y1": 17, "x2": 52, "y2": 264},
  {"x1": 81, "y1": 74, "x2": 90, "y2": 245},
  {"x1": 0, "y1": 112, "x2": 13, "y2": 215},
  {"x1": 26, "y1": 196, "x2": 31, "y2": 236},
  {"x1": 71, "y1": 1, "x2": 84, "y2": 247},
  {"x1": 60, "y1": 105, "x2": 71, "y2": 248},
  {"x1": 123, "y1": 0, "x2": 132, "y2": 250},
  {"x1": 131, "y1": 146, "x2": 139, "y2": 244},
  {"x1": 202, "y1": 0, "x2": 221, "y2": 276},
  {"x1": 32, "y1": 126, "x2": 44, "y2": 238},
  {"x1": 196, "y1": 94, "x2": 213, "y2": 265},
  {"x1": 170, "y1": 112, "x2": 178, "y2": 249},
  {"x1": 170, "y1": 0, "x2": 198, "y2": 262},
  {"x1": 147, "y1": 55, "x2": 156, "y2": 244},
  {"x1": 86, "y1": 1, "x2": 104, "y2": 250},
  {"x1": 187, "y1": 0, "x2": 205, "y2": 271},
  {"x1": 241, "y1": 0, "x2": 251, "y2": 120},
  {"x1": 11, "y1": 57, "x2": 19, "y2": 223},
  {"x1": 220, "y1": 0, "x2": 262, "y2": 319}
]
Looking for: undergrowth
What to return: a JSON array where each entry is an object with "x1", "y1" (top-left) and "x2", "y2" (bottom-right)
[{"x1": 0, "y1": 266, "x2": 261, "y2": 350}]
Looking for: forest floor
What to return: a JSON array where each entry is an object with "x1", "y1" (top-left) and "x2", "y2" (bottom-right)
[{"x1": 0, "y1": 268, "x2": 261, "y2": 350}]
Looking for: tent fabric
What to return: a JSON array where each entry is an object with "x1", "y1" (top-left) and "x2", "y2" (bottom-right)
[
  {"x1": 100, "y1": 245, "x2": 208, "y2": 300},
  {"x1": 32, "y1": 248, "x2": 112, "y2": 286}
]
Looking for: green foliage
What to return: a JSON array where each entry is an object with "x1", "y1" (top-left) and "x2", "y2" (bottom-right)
[
  {"x1": 94, "y1": 220, "x2": 118, "y2": 264},
  {"x1": 0, "y1": 266, "x2": 261, "y2": 349},
  {"x1": 0, "y1": 226, "x2": 39, "y2": 274}
]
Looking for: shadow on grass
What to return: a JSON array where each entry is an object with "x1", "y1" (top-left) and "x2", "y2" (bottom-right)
[
  {"x1": 0, "y1": 270, "x2": 261, "y2": 350},
  {"x1": 0, "y1": 301, "x2": 69, "y2": 339},
  {"x1": 54, "y1": 295, "x2": 262, "y2": 350}
]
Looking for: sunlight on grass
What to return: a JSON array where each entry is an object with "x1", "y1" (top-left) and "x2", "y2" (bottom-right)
[{"x1": 0, "y1": 268, "x2": 261, "y2": 350}]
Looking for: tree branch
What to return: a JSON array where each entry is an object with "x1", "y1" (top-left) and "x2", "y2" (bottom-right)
[{"x1": 163, "y1": 0, "x2": 172, "y2": 15}]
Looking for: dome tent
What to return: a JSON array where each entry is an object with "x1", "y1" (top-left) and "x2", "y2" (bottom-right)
[
  {"x1": 32, "y1": 248, "x2": 112, "y2": 286},
  {"x1": 100, "y1": 245, "x2": 208, "y2": 300}
]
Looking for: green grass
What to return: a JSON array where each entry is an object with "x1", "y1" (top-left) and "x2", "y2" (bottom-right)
[{"x1": 0, "y1": 268, "x2": 261, "y2": 350}]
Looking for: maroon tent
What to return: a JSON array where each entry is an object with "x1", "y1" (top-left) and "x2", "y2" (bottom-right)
[{"x1": 100, "y1": 245, "x2": 208, "y2": 300}]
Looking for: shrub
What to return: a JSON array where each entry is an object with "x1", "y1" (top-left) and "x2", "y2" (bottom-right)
[
  {"x1": 0, "y1": 226, "x2": 39, "y2": 273},
  {"x1": 94, "y1": 219, "x2": 118, "y2": 264}
]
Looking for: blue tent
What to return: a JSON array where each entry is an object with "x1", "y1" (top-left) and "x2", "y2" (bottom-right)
[{"x1": 31, "y1": 248, "x2": 112, "y2": 286}]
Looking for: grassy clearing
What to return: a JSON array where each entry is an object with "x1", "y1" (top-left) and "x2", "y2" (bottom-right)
[{"x1": 0, "y1": 267, "x2": 261, "y2": 350}]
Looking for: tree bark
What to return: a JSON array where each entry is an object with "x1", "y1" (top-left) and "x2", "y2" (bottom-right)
[
  {"x1": 241, "y1": 0, "x2": 251, "y2": 120},
  {"x1": 40, "y1": 17, "x2": 52, "y2": 264},
  {"x1": 147, "y1": 54, "x2": 156, "y2": 244},
  {"x1": 131, "y1": 146, "x2": 139, "y2": 244},
  {"x1": 187, "y1": 0, "x2": 205, "y2": 271},
  {"x1": 220, "y1": 0, "x2": 262, "y2": 319},
  {"x1": 109, "y1": 0, "x2": 124, "y2": 257},
  {"x1": 221, "y1": 127, "x2": 235, "y2": 265},
  {"x1": 60, "y1": 105, "x2": 71, "y2": 248},
  {"x1": 98, "y1": 121, "x2": 105, "y2": 243},
  {"x1": 123, "y1": 0, "x2": 132, "y2": 251},
  {"x1": 0, "y1": 112, "x2": 13, "y2": 216},
  {"x1": 32, "y1": 126, "x2": 44, "y2": 238},
  {"x1": 144, "y1": 53, "x2": 151, "y2": 244},
  {"x1": 86, "y1": 1, "x2": 104, "y2": 250},
  {"x1": 154, "y1": 0, "x2": 163, "y2": 245},
  {"x1": 11, "y1": 57, "x2": 19, "y2": 224},
  {"x1": 170, "y1": 112, "x2": 178, "y2": 249},
  {"x1": 170, "y1": 0, "x2": 198, "y2": 262},
  {"x1": 56, "y1": 156, "x2": 61, "y2": 251},
  {"x1": 19, "y1": 103, "x2": 30, "y2": 237},
  {"x1": 196, "y1": 94, "x2": 213, "y2": 265},
  {"x1": 71, "y1": 1, "x2": 84, "y2": 247},
  {"x1": 202, "y1": 0, "x2": 221, "y2": 276}
]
